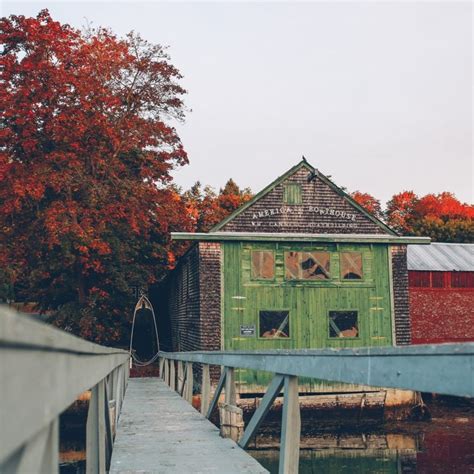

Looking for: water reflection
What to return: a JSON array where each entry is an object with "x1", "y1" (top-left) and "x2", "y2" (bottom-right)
[{"x1": 60, "y1": 397, "x2": 473, "y2": 473}]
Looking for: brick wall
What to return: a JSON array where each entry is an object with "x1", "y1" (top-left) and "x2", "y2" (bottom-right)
[
  {"x1": 222, "y1": 167, "x2": 386, "y2": 234},
  {"x1": 410, "y1": 288, "x2": 474, "y2": 344},
  {"x1": 391, "y1": 246, "x2": 411, "y2": 345}
]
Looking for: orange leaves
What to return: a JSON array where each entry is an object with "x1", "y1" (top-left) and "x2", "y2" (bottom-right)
[{"x1": 1, "y1": 10, "x2": 189, "y2": 343}]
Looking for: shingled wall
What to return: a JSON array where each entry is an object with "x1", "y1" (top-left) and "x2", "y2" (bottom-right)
[
  {"x1": 167, "y1": 243, "x2": 222, "y2": 352},
  {"x1": 391, "y1": 246, "x2": 411, "y2": 345},
  {"x1": 221, "y1": 167, "x2": 386, "y2": 234}
]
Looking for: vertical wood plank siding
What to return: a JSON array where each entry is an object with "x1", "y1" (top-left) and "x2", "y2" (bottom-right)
[{"x1": 223, "y1": 242, "x2": 394, "y2": 391}]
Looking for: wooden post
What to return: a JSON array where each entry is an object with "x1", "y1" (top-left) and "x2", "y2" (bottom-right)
[
  {"x1": 224, "y1": 367, "x2": 236, "y2": 405},
  {"x1": 86, "y1": 380, "x2": 106, "y2": 474},
  {"x1": 185, "y1": 362, "x2": 193, "y2": 403},
  {"x1": 159, "y1": 357, "x2": 165, "y2": 379},
  {"x1": 201, "y1": 364, "x2": 211, "y2": 415},
  {"x1": 14, "y1": 418, "x2": 59, "y2": 474},
  {"x1": 170, "y1": 360, "x2": 176, "y2": 391},
  {"x1": 164, "y1": 359, "x2": 170, "y2": 386},
  {"x1": 177, "y1": 360, "x2": 184, "y2": 394},
  {"x1": 279, "y1": 376, "x2": 300, "y2": 474}
]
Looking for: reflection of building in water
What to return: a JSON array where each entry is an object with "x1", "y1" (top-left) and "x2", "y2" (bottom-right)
[
  {"x1": 250, "y1": 432, "x2": 419, "y2": 474},
  {"x1": 161, "y1": 160, "x2": 429, "y2": 400}
]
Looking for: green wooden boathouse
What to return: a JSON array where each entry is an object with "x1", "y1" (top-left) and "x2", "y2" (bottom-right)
[{"x1": 166, "y1": 159, "x2": 429, "y2": 392}]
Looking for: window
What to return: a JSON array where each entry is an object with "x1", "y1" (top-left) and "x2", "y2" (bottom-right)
[
  {"x1": 283, "y1": 184, "x2": 302, "y2": 204},
  {"x1": 285, "y1": 251, "x2": 330, "y2": 280},
  {"x1": 329, "y1": 311, "x2": 359, "y2": 338},
  {"x1": 341, "y1": 252, "x2": 363, "y2": 280},
  {"x1": 431, "y1": 272, "x2": 445, "y2": 288},
  {"x1": 451, "y1": 272, "x2": 474, "y2": 288},
  {"x1": 259, "y1": 310, "x2": 290, "y2": 338},
  {"x1": 408, "y1": 271, "x2": 431, "y2": 288},
  {"x1": 251, "y1": 250, "x2": 275, "y2": 280}
]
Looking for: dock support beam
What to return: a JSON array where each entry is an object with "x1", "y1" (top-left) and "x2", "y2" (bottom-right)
[{"x1": 279, "y1": 376, "x2": 300, "y2": 474}]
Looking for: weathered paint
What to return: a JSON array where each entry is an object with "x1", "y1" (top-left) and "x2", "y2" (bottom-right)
[{"x1": 222, "y1": 241, "x2": 394, "y2": 391}]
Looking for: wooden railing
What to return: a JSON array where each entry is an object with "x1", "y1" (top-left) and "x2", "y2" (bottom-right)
[
  {"x1": 0, "y1": 306, "x2": 130, "y2": 474},
  {"x1": 159, "y1": 344, "x2": 474, "y2": 474}
]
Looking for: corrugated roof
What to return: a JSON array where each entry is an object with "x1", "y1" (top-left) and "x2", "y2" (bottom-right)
[{"x1": 407, "y1": 243, "x2": 474, "y2": 272}]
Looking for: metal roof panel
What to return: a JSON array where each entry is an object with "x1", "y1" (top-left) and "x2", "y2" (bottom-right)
[{"x1": 407, "y1": 243, "x2": 474, "y2": 271}]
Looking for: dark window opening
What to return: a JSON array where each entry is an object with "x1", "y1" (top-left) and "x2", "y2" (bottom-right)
[
  {"x1": 341, "y1": 252, "x2": 363, "y2": 280},
  {"x1": 285, "y1": 251, "x2": 330, "y2": 280},
  {"x1": 409, "y1": 271, "x2": 431, "y2": 288},
  {"x1": 251, "y1": 250, "x2": 275, "y2": 280},
  {"x1": 329, "y1": 311, "x2": 359, "y2": 338},
  {"x1": 431, "y1": 272, "x2": 445, "y2": 288},
  {"x1": 259, "y1": 310, "x2": 290, "y2": 338},
  {"x1": 451, "y1": 272, "x2": 474, "y2": 288}
]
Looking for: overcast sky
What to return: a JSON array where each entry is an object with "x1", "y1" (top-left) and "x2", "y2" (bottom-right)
[{"x1": 3, "y1": 1, "x2": 473, "y2": 205}]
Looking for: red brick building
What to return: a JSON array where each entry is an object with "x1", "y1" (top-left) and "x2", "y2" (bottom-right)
[{"x1": 408, "y1": 243, "x2": 474, "y2": 344}]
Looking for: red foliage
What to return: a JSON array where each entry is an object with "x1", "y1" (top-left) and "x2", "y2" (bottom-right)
[
  {"x1": 183, "y1": 179, "x2": 252, "y2": 233},
  {"x1": 386, "y1": 191, "x2": 473, "y2": 241},
  {"x1": 0, "y1": 11, "x2": 191, "y2": 342},
  {"x1": 350, "y1": 191, "x2": 383, "y2": 219}
]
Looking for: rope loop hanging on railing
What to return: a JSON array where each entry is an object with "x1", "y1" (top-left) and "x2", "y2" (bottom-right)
[{"x1": 129, "y1": 293, "x2": 160, "y2": 367}]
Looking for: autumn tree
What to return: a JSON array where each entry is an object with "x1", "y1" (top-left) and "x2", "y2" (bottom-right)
[
  {"x1": 386, "y1": 191, "x2": 473, "y2": 242},
  {"x1": 183, "y1": 179, "x2": 252, "y2": 232},
  {"x1": 0, "y1": 11, "x2": 192, "y2": 343},
  {"x1": 350, "y1": 191, "x2": 383, "y2": 219}
]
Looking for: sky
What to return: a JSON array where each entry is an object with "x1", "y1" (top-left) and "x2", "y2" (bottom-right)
[{"x1": 3, "y1": 1, "x2": 473, "y2": 206}]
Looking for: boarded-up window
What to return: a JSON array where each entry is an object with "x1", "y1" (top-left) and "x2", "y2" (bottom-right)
[
  {"x1": 260, "y1": 310, "x2": 290, "y2": 338},
  {"x1": 285, "y1": 251, "x2": 330, "y2": 280},
  {"x1": 283, "y1": 184, "x2": 302, "y2": 204},
  {"x1": 251, "y1": 250, "x2": 275, "y2": 280},
  {"x1": 451, "y1": 271, "x2": 474, "y2": 288},
  {"x1": 341, "y1": 252, "x2": 363, "y2": 280},
  {"x1": 329, "y1": 311, "x2": 359, "y2": 338}
]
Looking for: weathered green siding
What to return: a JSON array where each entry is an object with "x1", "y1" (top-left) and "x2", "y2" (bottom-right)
[{"x1": 222, "y1": 242, "x2": 394, "y2": 392}]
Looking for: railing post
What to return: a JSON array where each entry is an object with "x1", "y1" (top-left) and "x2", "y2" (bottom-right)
[
  {"x1": 224, "y1": 367, "x2": 236, "y2": 405},
  {"x1": 185, "y1": 362, "x2": 193, "y2": 403},
  {"x1": 177, "y1": 360, "x2": 184, "y2": 394},
  {"x1": 164, "y1": 359, "x2": 170, "y2": 386},
  {"x1": 170, "y1": 360, "x2": 176, "y2": 391},
  {"x1": 9, "y1": 417, "x2": 59, "y2": 474},
  {"x1": 159, "y1": 357, "x2": 165, "y2": 379},
  {"x1": 279, "y1": 376, "x2": 300, "y2": 474},
  {"x1": 201, "y1": 364, "x2": 211, "y2": 415},
  {"x1": 86, "y1": 380, "x2": 106, "y2": 474}
]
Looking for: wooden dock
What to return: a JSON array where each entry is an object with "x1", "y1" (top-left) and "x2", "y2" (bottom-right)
[{"x1": 110, "y1": 378, "x2": 268, "y2": 473}]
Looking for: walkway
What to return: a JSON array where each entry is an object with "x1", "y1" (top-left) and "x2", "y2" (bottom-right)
[{"x1": 110, "y1": 378, "x2": 267, "y2": 473}]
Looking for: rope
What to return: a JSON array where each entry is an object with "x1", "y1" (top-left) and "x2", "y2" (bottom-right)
[{"x1": 129, "y1": 293, "x2": 160, "y2": 367}]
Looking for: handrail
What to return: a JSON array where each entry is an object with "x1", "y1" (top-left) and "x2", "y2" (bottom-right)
[
  {"x1": 159, "y1": 344, "x2": 474, "y2": 398},
  {"x1": 159, "y1": 344, "x2": 474, "y2": 473},
  {"x1": 0, "y1": 306, "x2": 130, "y2": 473}
]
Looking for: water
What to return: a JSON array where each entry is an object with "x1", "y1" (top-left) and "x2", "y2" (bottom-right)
[
  {"x1": 249, "y1": 398, "x2": 474, "y2": 473},
  {"x1": 59, "y1": 397, "x2": 474, "y2": 473}
]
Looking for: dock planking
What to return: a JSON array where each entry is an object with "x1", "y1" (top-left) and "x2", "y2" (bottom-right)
[{"x1": 110, "y1": 377, "x2": 268, "y2": 473}]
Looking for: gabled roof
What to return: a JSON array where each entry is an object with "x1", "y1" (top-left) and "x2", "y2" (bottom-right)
[
  {"x1": 408, "y1": 243, "x2": 474, "y2": 271},
  {"x1": 210, "y1": 158, "x2": 397, "y2": 235}
]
